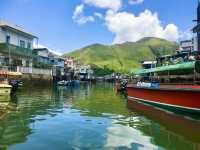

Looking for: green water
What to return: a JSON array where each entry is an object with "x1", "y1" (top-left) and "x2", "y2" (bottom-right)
[{"x1": 0, "y1": 83, "x2": 199, "y2": 150}]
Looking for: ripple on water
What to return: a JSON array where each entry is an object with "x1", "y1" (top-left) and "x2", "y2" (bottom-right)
[{"x1": 0, "y1": 83, "x2": 199, "y2": 150}]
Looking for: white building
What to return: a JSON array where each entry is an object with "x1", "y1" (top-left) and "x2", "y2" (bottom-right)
[
  {"x1": 193, "y1": 36, "x2": 198, "y2": 51},
  {"x1": 180, "y1": 39, "x2": 194, "y2": 52},
  {"x1": 74, "y1": 65, "x2": 94, "y2": 80},
  {"x1": 0, "y1": 20, "x2": 38, "y2": 69}
]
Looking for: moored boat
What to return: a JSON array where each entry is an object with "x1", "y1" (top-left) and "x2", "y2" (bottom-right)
[
  {"x1": 127, "y1": 57, "x2": 200, "y2": 113},
  {"x1": 0, "y1": 71, "x2": 22, "y2": 95},
  {"x1": 127, "y1": 84, "x2": 200, "y2": 113},
  {"x1": 0, "y1": 84, "x2": 12, "y2": 96},
  {"x1": 127, "y1": 100, "x2": 200, "y2": 143}
]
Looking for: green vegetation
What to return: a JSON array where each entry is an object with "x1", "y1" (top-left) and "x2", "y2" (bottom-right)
[{"x1": 63, "y1": 37, "x2": 178, "y2": 74}]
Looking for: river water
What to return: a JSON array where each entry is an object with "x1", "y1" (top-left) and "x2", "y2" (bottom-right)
[{"x1": 0, "y1": 83, "x2": 199, "y2": 150}]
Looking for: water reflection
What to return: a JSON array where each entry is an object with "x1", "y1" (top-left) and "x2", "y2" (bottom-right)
[
  {"x1": 0, "y1": 83, "x2": 198, "y2": 150},
  {"x1": 105, "y1": 123, "x2": 158, "y2": 150},
  {"x1": 73, "y1": 83, "x2": 200, "y2": 150}
]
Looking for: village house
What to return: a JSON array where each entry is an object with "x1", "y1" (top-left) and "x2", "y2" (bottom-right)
[
  {"x1": 33, "y1": 48, "x2": 65, "y2": 68},
  {"x1": 65, "y1": 57, "x2": 77, "y2": 69},
  {"x1": 74, "y1": 65, "x2": 94, "y2": 81},
  {"x1": 179, "y1": 40, "x2": 194, "y2": 52},
  {"x1": 64, "y1": 57, "x2": 95, "y2": 80},
  {"x1": 0, "y1": 20, "x2": 54, "y2": 80},
  {"x1": 63, "y1": 57, "x2": 78, "y2": 80},
  {"x1": 33, "y1": 48, "x2": 52, "y2": 68},
  {"x1": 33, "y1": 47, "x2": 65, "y2": 81},
  {"x1": 0, "y1": 20, "x2": 37, "y2": 71}
]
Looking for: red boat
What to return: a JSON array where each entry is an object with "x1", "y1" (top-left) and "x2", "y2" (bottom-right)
[
  {"x1": 127, "y1": 59, "x2": 200, "y2": 113},
  {"x1": 127, "y1": 85, "x2": 200, "y2": 113},
  {"x1": 127, "y1": 100, "x2": 200, "y2": 143}
]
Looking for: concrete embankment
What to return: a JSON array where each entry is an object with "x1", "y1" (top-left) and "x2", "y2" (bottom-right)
[
  {"x1": 21, "y1": 73, "x2": 52, "y2": 81},
  {"x1": 16, "y1": 67, "x2": 53, "y2": 83}
]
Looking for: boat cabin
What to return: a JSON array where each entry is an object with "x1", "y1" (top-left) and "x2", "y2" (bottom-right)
[
  {"x1": 141, "y1": 61, "x2": 157, "y2": 69},
  {"x1": 133, "y1": 51, "x2": 200, "y2": 84}
]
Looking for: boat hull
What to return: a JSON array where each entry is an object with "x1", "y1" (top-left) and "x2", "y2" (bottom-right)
[
  {"x1": 127, "y1": 100, "x2": 200, "y2": 142},
  {"x1": 0, "y1": 84, "x2": 12, "y2": 96},
  {"x1": 127, "y1": 86, "x2": 200, "y2": 113},
  {"x1": 0, "y1": 87, "x2": 11, "y2": 96}
]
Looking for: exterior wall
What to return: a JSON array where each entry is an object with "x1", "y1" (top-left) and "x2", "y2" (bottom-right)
[
  {"x1": 0, "y1": 27, "x2": 34, "y2": 49},
  {"x1": 65, "y1": 58, "x2": 77, "y2": 69},
  {"x1": 56, "y1": 60, "x2": 65, "y2": 68},
  {"x1": 0, "y1": 52, "x2": 32, "y2": 67},
  {"x1": 193, "y1": 36, "x2": 198, "y2": 51},
  {"x1": 49, "y1": 57, "x2": 65, "y2": 68},
  {"x1": 36, "y1": 56, "x2": 51, "y2": 65},
  {"x1": 22, "y1": 59, "x2": 26, "y2": 67},
  {"x1": 180, "y1": 40, "x2": 194, "y2": 52},
  {"x1": 21, "y1": 73, "x2": 52, "y2": 82},
  {"x1": 0, "y1": 28, "x2": 4, "y2": 43},
  {"x1": 74, "y1": 65, "x2": 94, "y2": 80},
  {"x1": 17, "y1": 66, "x2": 52, "y2": 75}
]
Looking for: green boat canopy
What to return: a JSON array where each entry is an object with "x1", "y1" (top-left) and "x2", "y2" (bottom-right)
[{"x1": 132, "y1": 61, "x2": 200, "y2": 75}]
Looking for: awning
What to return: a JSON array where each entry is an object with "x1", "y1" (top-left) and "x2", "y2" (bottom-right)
[
  {"x1": 0, "y1": 71, "x2": 23, "y2": 76},
  {"x1": 8, "y1": 72, "x2": 23, "y2": 76},
  {"x1": 132, "y1": 61, "x2": 200, "y2": 75}
]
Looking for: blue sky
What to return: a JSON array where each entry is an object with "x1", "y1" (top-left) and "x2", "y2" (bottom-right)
[{"x1": 0, "y1": 0, "x2": 197, "y2": 54}]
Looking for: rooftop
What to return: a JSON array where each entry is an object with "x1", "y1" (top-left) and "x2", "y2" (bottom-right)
[
  {"x1": 34, "y1": 48, "x2": 64, "y2": 60},
  {"x1": 0, "y1": 20, "x2": 37, "y2": 38}
]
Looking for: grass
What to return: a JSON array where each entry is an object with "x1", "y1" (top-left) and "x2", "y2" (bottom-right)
[{"x1": 63, "y1": 37, "x2": 178, "y2": 74}]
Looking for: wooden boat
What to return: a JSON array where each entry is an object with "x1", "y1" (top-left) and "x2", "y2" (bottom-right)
[
  {"x1": 127, "y1": 60, "x2": 200, "y2": 113},
  {"x1": 127, "y1": 84, "x2": 200, "y2": 113},
  {"x1": 0, "y1": 71, "x2": 22, "y2": 95},
  {"x1": 127, "y1": 100, "x2": 200, "y2": 144},
  {"x1": 0, "y1": 84, "x2": 12, "y2": 96}
]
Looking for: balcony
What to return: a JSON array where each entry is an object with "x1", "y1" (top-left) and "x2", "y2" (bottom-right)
[{"x1": 0, "y1": 43, "x2": 33, "y2": 58}]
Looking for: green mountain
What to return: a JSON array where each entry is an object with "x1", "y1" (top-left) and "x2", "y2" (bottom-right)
[{"x1": 63, "y1": 37, "x2": 178, "y2": 74}]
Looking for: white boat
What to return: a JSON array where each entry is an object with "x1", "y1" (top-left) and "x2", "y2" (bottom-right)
[
  {"x1": 0, "y1": 84, "x2": 12, "y2": 96},
  {"x1": 0, "y1": 71, "x2": 22, "y2": 95}
]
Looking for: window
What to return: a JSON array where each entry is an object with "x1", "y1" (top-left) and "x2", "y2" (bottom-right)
[
  {"x1": 26, "y1": 60, "x2": 29, "y2": 67},
  {"x1": 27, "y1": 42, "x2": 31, "y2": 49},
  {"x1": 6, "y1": 35, "x2": 10, "y2": 44},
  {"x1": 20, "y1": 40, "x2": 25, "y2": 48}
]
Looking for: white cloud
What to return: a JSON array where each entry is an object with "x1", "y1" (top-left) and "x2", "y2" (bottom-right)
[
  {"x1": 94, "y1": 12, "x2": 103, "y2": 19},
  {"x1": 72, "y1": 4, "x2": 95, "y2": 25},
  {"x1": 105, "y1": 124, "x2": 158, "y2": 149},
  {"x1": 163, "y1": 24, "x2": 179, "y2": 41},
  {"x1": 129, "y1": 0, "x2": 144, "y2": 5},
  {"x1": 84, "y1": 0, "x2": 122, "y2": 11},
  {"x1": 105, "y1": 9, "x2": 179, "y2": 44}
]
